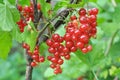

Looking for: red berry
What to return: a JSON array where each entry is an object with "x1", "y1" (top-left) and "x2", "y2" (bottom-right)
[
  {"x1": 32, "y1": 54, "x2": 39, "y2": 61},
  {"x1": 79, "y1": 16, "x2": 88, "y2": 24},
  {"x1": 87, "y1": 45, "x2": 92, "y2": 51},
  {"x1": 24, "y1": 6, "x2": 31, "y2": 13},
  {"x1": 47, "y1": 56, "x2": 52, "y2": 60},
  {"x1": 50, "y1": 63, "x2": 56, "y2": 69},
  {"x1": 39, "y1": 56, "x2": 45, "y2": 62},
  {"x1": 80, "y1": 24, "x2": 89, "y2": 32},
  {"x1": 51, "y1": 57, "x2": 58, "y2": 63},
  {"x1": 52, "y1": 34, "x2": 60, "y2": 42},
  {"x1": 70, "y1": 46, "x2": 77, "y2": 52},
  {"x1": 81, "y1": 47, "x2": 88, "y2": 53},
  {"x1": 65, "y1": 41, "x2": 74, "y2": 48},
  {"x1": 76, "y1": 42, "x2": 84, "y2": 49},
  {"x1": 63, "y1": 47, "x2": 69, "y2": 53},
  {"x1": 64, "y1": 54, "x2": 70, "y2": 60},
  {"x1": 37, "y1": 3, "x2": 41, "y2": 10},
  {"x1": 79, "y1": 8, "x2": 86, "y2": 16},
  {"x1": 89, "y1": 15, "x2": 96, "y2": 23},
  {"x1": 48, "y1": 47, "x2": 56, "y2": 53},
  {"x1": 70, "y1": 15, "x2": 77, "y2": 21},
  {"x1": 64, "y1": 33, "x2": 71, "y2": 41},
  {"x1": 57, "y1": 58, "x2": 63, "y2": 65},
  {"x1": 31, "y1": 61, "x2": 37, "y2": 67},
  {"x1": 52, "y1": 42, "x2": 60, "y2": 48},
  {"x1": 46, "y1": 39, "x2": 53, "y2": 46},
  {"x1": 79, "y1": 34, "x2": 89, "y2": 44},
  {"x1": 17, "y1": 5, "x2": 22, "y2": 11},
  {"x1": 89, "y1": 8, "x2": 98, "y2": 15}
]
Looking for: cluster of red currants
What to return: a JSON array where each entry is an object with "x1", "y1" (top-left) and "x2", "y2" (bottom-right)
[
  {"x1": 22, "y1": 43, "x2": 45, "y2": 67},
  {"x1": 46, "y1": 8, "x2": 98, "y2": 74},
  {"x1": 16, "y1": 2, "x2": 41, "y2": 32}
]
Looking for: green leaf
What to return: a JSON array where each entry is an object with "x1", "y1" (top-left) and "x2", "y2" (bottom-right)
[
  {"x1": 0, "y1": 3, "x2": 15, "y2": 31},
  {"x1": 109, "y1": 41, "x2": 120, "y2": 59},
  {"x1": 75, "y1": 40, "x2": 105, "y2": 69},
  {"x1": 44, "y1": 68, "x2": 54, "y2": 77},
  {"x1": 113, "y1": 4, "x2": 120, "y2": 23},
  {"x1": 19, "y1": 0, "x2": 30, "y2": 6},
  {"x1": 3, "y1": 0, "x2": 20, "y2": 22},
  {"x1": 0, "y1": 31, "x2": 12, "y2": 59},
  {"x1": 21, "y1": 25, "x2": 38, "y2": 51},
  {"x1": 0, "y1": 0, "x2": 3, "y2": 3},
  {"x1": 39, "y1": 0, "x2": 51, "y2": 18},
  {"x1": 53, "y1": 1, "x2": 68, "y2": 11},
  {"x1": 100, "y1": 22, "x2": 120, "y2": 36}
]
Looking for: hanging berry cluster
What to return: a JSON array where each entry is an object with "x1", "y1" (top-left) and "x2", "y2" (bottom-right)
[
  {"x1": 16, "y1": 2, "x2": 41, "y2": 32},
  {"x1": 46, "y1": 8, "x2": 98, "y2": 74},
  {"x1": 22, "y1": 43, "x2": 45, "y2": 67}
]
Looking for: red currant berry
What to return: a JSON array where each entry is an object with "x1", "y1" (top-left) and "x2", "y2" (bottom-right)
[
  {"x1": 70, "y1": 15, "x2": 77, "y2": 21},
  {"x1": 79, "y1": 8, "x2": 86, "y2": 16},
  {"x1": 31, "y1": 61, "x2": 37, "y2": 67}
]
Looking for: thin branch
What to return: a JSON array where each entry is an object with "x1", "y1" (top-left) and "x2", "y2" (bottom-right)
[
  {"x1": 16, "y1": 1, "x2": 33, "y2": 80},
  {"x1": 92, "y1": 70, "x2": 99, "y2": 80},
  {"x1": 46, "y1": 0, "x2": 51, "y2": 3},
  {"x1": 25, "y1": 52, "x2": 33, "y2": 80},
  {"x1": 111, "y1": 0, "x2": 117, "y2": 7},
  {"x1": 32, "y1": 0, "x2": 39, "y2": 28},
  {"x1": 105, "y1": 29, "x2": 120, "y2": 56}
]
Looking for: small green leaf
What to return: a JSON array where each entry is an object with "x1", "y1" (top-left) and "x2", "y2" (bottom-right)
[
  {"x1": 0, "y1": 31, "x2": 12, "y2": 59},
  {"x1": 21, "y1": 25, "x2": 38, "y2": 51}
]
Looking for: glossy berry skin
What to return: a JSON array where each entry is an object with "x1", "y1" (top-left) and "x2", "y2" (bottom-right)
[
  {"x1": 31, "y1": 62, "x2": 37, "y2": 67},
  {"x1": 81, "y1": 48, "x2": 88, "y2": 53},
  {"x1": 46, "y1": 39, "x2": 53, "y2": 46},
  {"x1": 89, "y1": 8, "x2": 98, "y2": 15},
  {"x1": 79, "y1": 16, "x2": 88, "y2": 24},
  {"x1": 79, "y1": 34, "x2": 89, "y2": 44},
  {"x1": 79, "y1": 8, "x2": 86, "y2": 16},
  {"x1": 52, "y1": 34, "x2": 60, "y2": 42},
  {"x1": 70, "y1": 15, "x2": 77, "y2": 21}
]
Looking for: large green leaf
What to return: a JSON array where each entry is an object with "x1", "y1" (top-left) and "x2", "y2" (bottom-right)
[
  {"x1": 113, "y1": 4, "x2": 120, "y2": 23},
  {"x1": 0, "y1": 31, "x2": 12, "y2": 59},
  {"x1": 100, "y1": 22, "x2": 120, "y2": 36},
  {"x1": 75, "y1": 40, "x2": 105, "y2": 69},
  {"x1": 0, "y1": 3, "x2": 15, "y2": 31}
]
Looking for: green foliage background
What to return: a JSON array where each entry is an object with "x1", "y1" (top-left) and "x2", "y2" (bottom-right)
[{"x1": 0, "y1": 0, "x2": 120, "y2": 80}]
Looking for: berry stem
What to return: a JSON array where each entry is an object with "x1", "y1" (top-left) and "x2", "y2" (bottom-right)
[
  {"x1": 105, "y1": 29, "x2": 120, "y2": 56},
  {"x1": 92, "y1": 70, "x2": 99, "y2": 80}
]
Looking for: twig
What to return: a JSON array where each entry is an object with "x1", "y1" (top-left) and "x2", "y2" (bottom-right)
[
  {"x1": 46, "y1": 0, "x2": 51, "y2": 3},
  {"x1": 32, "y1": 0, "x2": 39, "y2": 28},
  {"x1": 111, "y1": 0, "x2": 117, "y2": 7},
  {"x1": 92, "y1": 70, "x2": 99, "y2": 80},
  {"x1": 105, "y1": 29, "x2": 120, "y2": 56},
  {"x1": 25, "y1": 53, "x2": 33, "y2": 80}
]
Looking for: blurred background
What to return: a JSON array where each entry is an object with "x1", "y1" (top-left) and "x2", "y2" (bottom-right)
[{"x1": 0, "y1": 0, "x2": 120, "y2": 80}]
